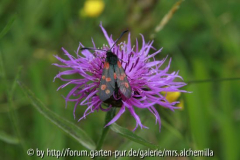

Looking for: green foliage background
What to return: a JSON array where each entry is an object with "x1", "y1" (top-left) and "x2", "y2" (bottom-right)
[{"x1": 0, "y1": 0, "x2": 240, "y2": 160}]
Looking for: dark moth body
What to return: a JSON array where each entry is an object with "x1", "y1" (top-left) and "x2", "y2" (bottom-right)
[
  {"x1": 99, "y1": 51, "x2": 132, "y2": 103},
  {"x1": 106, "y1": 51, "x2": 118, "y2": 65},
  {"x1": 81, "y1": 30, "x2": 131, "y2": 105}
]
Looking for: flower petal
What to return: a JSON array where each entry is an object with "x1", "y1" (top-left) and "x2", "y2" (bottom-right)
[{"x1": 104, "y1": 106, "x2": 125, "y2": 127}]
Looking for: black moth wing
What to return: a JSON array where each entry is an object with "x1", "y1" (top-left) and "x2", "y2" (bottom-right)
[
  {"x1": 99, "y1": 60, "x2": 115, "y2": 101},
  {"x1": 115, "y1": 61, "x2": 132, "y2": 98}
]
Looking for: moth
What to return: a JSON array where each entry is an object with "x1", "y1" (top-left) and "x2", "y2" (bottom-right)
[{"x1": 81, "y1": 30, "x2": 132, "y2": 102}]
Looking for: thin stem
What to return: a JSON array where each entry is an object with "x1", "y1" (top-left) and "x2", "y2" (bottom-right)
[
  {"x1": 0, "y1": 53, "x2": 30, "y2": 159},
  {"x1": 96, "y1": 107, "x2": 116, "y2": 150},
  {"x1": 150, "y1": 0, "x2": 184, "y2": 39},
  {"x1": 187, "y1": 77, "x2": 240, "y2": 84}
]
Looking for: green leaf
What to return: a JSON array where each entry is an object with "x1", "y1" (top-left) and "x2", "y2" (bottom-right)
[
  {"x1": 18, "y1": 81, "x2": 96, "y2": 150},
  {"x1": 0, "y1": 14, "x2": 16, "y2": 39},
  {"x1": 0, "y1": 131, "x2": 19, "y2": 144},
  {"x1": 110, "y1": 123, "x2": 159, "y2": 149},
  {"x1": 161, "y1": 119, "x2": 183, "y2": 140},
  {"x1": 96, "y1": 107, "x2": 116, "y2": 150}
]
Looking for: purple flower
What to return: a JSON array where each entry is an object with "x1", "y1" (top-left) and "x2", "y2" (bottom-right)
[{"x1": 53, "y1": 23, "x2": 187, "y2": 131}]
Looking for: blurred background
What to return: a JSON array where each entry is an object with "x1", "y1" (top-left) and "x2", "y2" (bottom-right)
[{"x1": 0, "y1": 0, "x2": 240, "y2": 159}]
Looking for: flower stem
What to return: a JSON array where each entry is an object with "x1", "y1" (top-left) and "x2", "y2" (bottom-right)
[
  {"x1": 187, "y1": 77, "x2": 240, "y2": 84},
  {"x1": 96, "y1": 107, "x2": 116, "y2": 150}
]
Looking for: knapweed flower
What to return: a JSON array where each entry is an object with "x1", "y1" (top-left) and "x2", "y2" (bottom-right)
[{"x1": 53, "y1": 23, "x2": 187, "y2": 131}]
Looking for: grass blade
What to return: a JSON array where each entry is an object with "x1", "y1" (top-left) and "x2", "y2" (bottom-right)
[
  {"x1": 0, "y1": 131, "x2": 19, "y2": 144},
  {"x1": 110, "y1": 123, "x2": 158, "y2": 149},
  {"x1": 150, "y1": 0, "x2": 184, "y2": 39},
  {"x1": 18, "y1": 81, "x2": 96, "y2": 150},
  {"x1": 0, "y1": 14, "x2": 16, "y2": 39}
]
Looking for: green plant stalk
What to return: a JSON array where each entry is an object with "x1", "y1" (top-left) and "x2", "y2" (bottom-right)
[
  {"x1": 187, "y1": 77, "x2": 240, "y2": 84},
  {"x1": 7, "y1": 68, "x2": 29, "y2": 151},
  {"x1": 0, "y1": 54, "x2": 30, "y2": 159},
  {"x1": 96, "y1": 107, "x2": 116, "y2": 150}
]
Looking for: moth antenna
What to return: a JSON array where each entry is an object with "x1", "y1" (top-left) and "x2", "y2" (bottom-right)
[
  {"x1": 81, "y1": 47, "x2": 107, "y2": 52},
  {"x1": 81, "y1": 30, "x2": 128, "y2": 52},
  {"x1": 109, "y1": 30, "x2": 128, "y2": 51},
  {"x1": 119, "y1": 59, "x2": 128, "y2": 63}
]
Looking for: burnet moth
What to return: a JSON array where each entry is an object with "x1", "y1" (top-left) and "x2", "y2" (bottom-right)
[{"x1": 81, "y1": 30, "x2": 132, "y2": 103}]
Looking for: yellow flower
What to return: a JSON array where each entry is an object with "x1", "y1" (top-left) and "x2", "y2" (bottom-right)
[
  {"x1": 162, "y1": 91, "x2": 184, "y2": 109},
  {"x1": 163, "y1": 91, "x2": 181, "y2": 102},
  {"x1": 81, "y1": 0, "x2": 105, "y2": 18},
  {"x1": 176, "y1": 99, "x2": 184, "y2": 110}
]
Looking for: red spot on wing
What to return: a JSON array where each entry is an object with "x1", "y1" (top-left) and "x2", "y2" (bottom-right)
[
  {"x1": 105, "y1": 89, "x2": 110, "y2": 94},
  {"x1": 101, "y1": 85, "x2": 106, "y2": 90},
  {"x1": 119, "y1": 75, "x2": 124, "y2": 81},
  {"x1": 114, "y1": 73, "x2": 117, "y2": 79},
  {"x1": 117, "y1": 61, "x2": 122, "y2": 68},
  {"x1": 124, "y1": 82, "x2": 129, "y2": 88},
  {"x1": 106, "y1": 77, "x2": 111, "y2": 82},
  {"x1": 104, "y1": 62, "x2": 110, "y2": 69}
]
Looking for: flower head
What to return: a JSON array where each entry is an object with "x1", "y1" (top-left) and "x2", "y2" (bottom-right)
[{"x1": 53, "y1": 23, "x2": 187, "y2": 131}]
